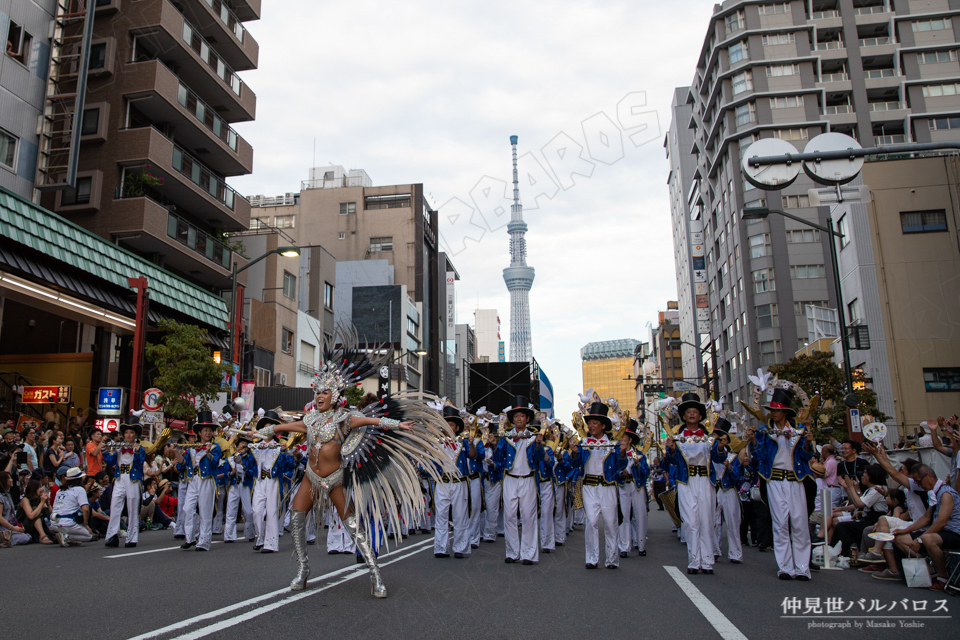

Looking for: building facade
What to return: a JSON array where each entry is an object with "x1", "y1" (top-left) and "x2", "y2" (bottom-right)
[
  {"x1": 581, "y1": 339, "x2": 642, "y2": 419},
  {"x1": 454, "y1": 323, "x2": 476, "y2": 407},
  {"x1": 473, "y1": 309, "x2": 503, "y2": 362}
]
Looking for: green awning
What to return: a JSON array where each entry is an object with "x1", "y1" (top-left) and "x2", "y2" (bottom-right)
[{"x1": 0, "y1": 186, "x2": 228, "y2": 328}]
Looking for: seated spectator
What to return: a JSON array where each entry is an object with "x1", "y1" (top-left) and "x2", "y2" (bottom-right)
[
  {"x1": 61, "y1": 439, "x2": 80, "y2": 471},
  {"x1": 143, "y1": 452, "x2": 161, "y2": 481},
  {"x1": 0, "y1": 470, "x2": 31, "y2": 546},
  {"x1": 837, "y1": 440, "x2": 867, "y2": 481},
  {"x1": 928, "y1": 416, "x2": 960, "y2": 492},
  {"x1": 49, "y1": 467, "x2": 96, "y2": 546},
  {"x1": 830, "y1": 464, "x2": 888, "y2": 557},
  {"x1": 16, "y1": 478, "x2": 54, "y2": 544},
  {"x1": 860, "y1": 488, "x2": 909, "y2": 565},
  {"x1": 157, "y1": 478, "x2": 177, "y2": 523},
  {"x1": 141, "y1": 478, "x2": 172, "y2": 530},
  {"x1": 86, "y1": 484, "x2": 109, "y2": 538}
]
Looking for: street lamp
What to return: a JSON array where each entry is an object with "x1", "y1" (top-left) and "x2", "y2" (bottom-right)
[
  {"x1": 382, "y1": 348, "x2": 428, "y2": 395},
  {"x1": 227, "y1": 246, "x2": 300, "y2": 369},
  {"x1": 740, "y1": 207, "x2": 858, "y2": 408}
]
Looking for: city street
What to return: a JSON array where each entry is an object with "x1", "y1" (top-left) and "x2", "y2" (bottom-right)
[{"x1": 6, "y1": 509, "x2": 955, "y2": 639}]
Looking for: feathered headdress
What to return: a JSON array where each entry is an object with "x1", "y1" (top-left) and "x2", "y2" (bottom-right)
[{"x1": 311, "y1": 325, "x2": 391, "y2": 403}]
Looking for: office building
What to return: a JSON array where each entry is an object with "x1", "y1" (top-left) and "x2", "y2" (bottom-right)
[
  {"x1": 454, "y1": 323, "x2": 476, "y2": 407},
  {"x1": 581, "y1": 338, "x2": 641, "y2": 419}
]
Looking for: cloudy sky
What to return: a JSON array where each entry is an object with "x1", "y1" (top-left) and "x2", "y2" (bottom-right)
[{"x1": 230, "y1": 0, "x2": 716, "y2": 421}]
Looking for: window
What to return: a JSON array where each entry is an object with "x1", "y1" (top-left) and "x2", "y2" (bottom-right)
[
  {"x1": 847, "y1": 298, "x2": 862, "y2": 324},
  {"x1": 929, "y1": 117, "x2": 960, "y2": 131},
  {"x1": 60, "y1": 177, "x2": 92, "y2": 206},
  {"x1": 756, "y1": 304, "x2": 780, "y2": 328},
  {"x1": 365, "y1": 194, "x2": 411, "y2": 210},
  {"x1": 283, "y1": 271, "x2": 296, "y2": 299},
  {"x1": 254, "y1": 366, "x2": 271, "y2": 387},
  {"x1": 782, "y1": 194, "x2": 811, "y2": 208},
  {"x1": 762, "y1": 33, "x2": 796, "y2": 45},
  {"x1": 748, "y1": 232, "x2": 771, "y2": 258},
  {"x1": 729, "y1": 41, "x2": 748, "y2": 64},
  {"x1": 774, "y1": 128, "x2": 809, "y2": 141},
  {"x1": 250, "y1": 217, "x2": 267, "y2": 229},
  {"x1": 912, "y1": 19, "x2": 951, "y2": 32},
  {"x1": 794, "y1": 301, "x2": 829, "y2": 315},
  {"x1": 767, "y1": 64, "x2": 800, "y2": 76},
  {"x1": 274, "y1": 215, "x2": 294, "y2": 229},
  {"x1": 88, "y1": 42, "x2": 107, "y2": 69},
  {"x1": 759, "y1": 340, "x2": 781, "y2": 366},
  {"x1": 324, "y1": 282, "x2": 334, "y2": 309},
  {"x1": 369, "y1": 236, "x2": 393, "y2": 252},
  {"x1": 790, "y1": 264, "x2": 826, "y2": 278},
  {"x1": 80, "y1": 108, "x2": 100, "y2": 136},
  {"x1": 735, "y1": 102, "x2": 757, "y2": 126},
  {"x1": 753, "y1": 268, "x2": 775, "y2": 292},
  {"x1": 0, "y1": 128, "x2": 17, "y2": 171},
  {"x1": 281, "y1": 328, "x2": 294, "y2": 355},
  {"x1": 918, "y1": 50, "x2": 957, "y2": 64},
  {"x1": 339, "y1": 202, "x2": 356, "y2": 215},
  {"x1": 758, "y1": 3, "x2": 791, "y2": 14},
  {"x1": 923, "y1": 368, "x2": 960, "y2": 392},
  {"x1": 770, "y1": 95, "x2": 804, "y2": 109},
  {"x1": 725, "y1": 10, "x2": 745, "y2": 33},
  {"x1": 836, "y1": 215, "x2": 849, "y2": 247},
  {"x1": 5, "y1": 21, "x2": 31, "y2": 65},
  {"x1": 900, "y1": 210, "x2": 948, "y2": 233},
  {"x1": 732, "y1": 71, "x2": 753, "y2": 94},
  {"x1": 337, "y1": 232, "x2": 345, "y2": 240},
  {"x1": 921, "y1": 83, "x2": 960, "y2": 97},
  {"x1": 786, "y1": 229, "x2": 821, "y2": 243}
]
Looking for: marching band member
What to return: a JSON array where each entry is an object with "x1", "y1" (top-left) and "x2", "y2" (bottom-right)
[
  {"x1": 570, "y1": 401, "x2": 621, "y2": 569},
  {"x1": 175, "y1": 412, "x2": 222, "y2": 551},
  {"x1": 617, "y1": 419, "x2": 649, "y2": 557},
  {"x1": 663, "y1": 393, "x2": 726, "y2": 574},
  {"x1": 532, "y1": 419, "x2": 557, "y2": 554},
  {"x1": 103, "y1": 415, "x2": 169, "y2": 548},
  {"x1": 213, "y1": 456, "x2": 230, "y2": 536},
  {"x1": 492, "y1": 395, "x2": 542, "y2": 565},
  {"x1": 464, "y1": 416, "x2": 486, "y2": 550},
  {"x1": 250, "y1": 410, "x2": 293, "y2": 553},
  {"x1": 224, "y1": 433, "x2": 257, "y2": 543},
  {"x1": 433, "y1": 405, "x2": 477, "y2": 559},
  {"x1": 173, "y1": 429, "x2": 198, "y2": 540},
  {"x1": 712, "y1": 418, "x2": 745, "y2": 564},
  {"x1": 481, "y1": 430, "x2": 504, "y2": 542},
  {"x1": 553, "y1": 431, "x2": 574, "y2": 547},
  {"x1": 745, "y1": 388, "x2": 815, "y2": 580}
]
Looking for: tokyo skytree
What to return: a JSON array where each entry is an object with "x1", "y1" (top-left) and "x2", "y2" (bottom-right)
[{"x1": 503, "y1": 135, "x2": 535, "y2": 362}]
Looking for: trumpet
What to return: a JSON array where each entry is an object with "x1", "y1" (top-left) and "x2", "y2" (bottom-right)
[{"x1": 100, "y1": 440, "x2": 137, "y2": 452}]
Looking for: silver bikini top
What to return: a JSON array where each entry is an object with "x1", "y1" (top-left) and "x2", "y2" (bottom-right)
[{"x1": 304, "y1": 408, "x2": 351, "y2": 451}]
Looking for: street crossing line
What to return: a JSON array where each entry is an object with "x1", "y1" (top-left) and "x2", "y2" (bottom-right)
[
  {"x1": 127, "y1": 538, "x2": 433, "y2": 640},
  {"x1": 105, "y1": 541, "x2": 223, "y2": 559},
  {"x1": 664, "y1": 566, "x2": 749, "y2": 640},
  {"x1": 163, "y1": 544, "x2": 432, "y2": 640}
]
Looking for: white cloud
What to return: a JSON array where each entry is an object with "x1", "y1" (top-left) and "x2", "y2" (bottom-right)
[{"x1": 231, "y1": 0, "x2": 714, "y2": 421}]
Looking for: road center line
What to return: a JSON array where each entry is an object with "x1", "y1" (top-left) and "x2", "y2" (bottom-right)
[
  {"x1": 105, "y1": 541, "x2": 223, "y2": 559},
  {"x1": 127, "y1": 538, "x2": 433, "y2": 640},
  {"x1": 164, "y1": 545, "x2": 432, "y2": 640},
  {"x1": 663, "y1": 566, "x2": 749, "y2": 640}
]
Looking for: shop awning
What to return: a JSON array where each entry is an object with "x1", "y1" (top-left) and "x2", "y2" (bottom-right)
[{"x1": 0, "y1": 186, "x2": 228, "y2": 329}]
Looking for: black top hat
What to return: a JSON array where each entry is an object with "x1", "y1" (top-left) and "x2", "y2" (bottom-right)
[
  {"x1": 505, "y1": 395, "x2": 535, "y2": 423},
  {"x1": 193, "y1": 410, "x2": 218, "y2": 430},
  {"x1": 255, "y1": 410, "x2": 282, "y2": 431},
  {"x1": 623, "y1": 418, "x2": 641, "y2": 445},
  {"x1": 120, "y1": 413, "x2": 142, "y2": 438},
  {"x1": 713, "y1": 416, "x2": 733, "y2": 436},
  {"x1": 677, "y1": 392, "x2": 707, "y2": 421},
  {"x1": 763, "y1": 388, "x2": 797, "y2": 418},
  {"x1": 583, "y1": 402, "x2": 612, "y2": 431},
  {"x1": 442, "y1": 406, "x2": 464, "y2": 430}
]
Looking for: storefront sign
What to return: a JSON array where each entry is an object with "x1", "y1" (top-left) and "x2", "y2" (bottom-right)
[
  {"x1": 97, "y1": 387, "x2": 125, "y2": 415},
  {"x1": 95, "y1": 418, "x2": 120, "y2": 432},
  {"x1": 22, "y1": 386, "x2": 71, "y2": 404}
]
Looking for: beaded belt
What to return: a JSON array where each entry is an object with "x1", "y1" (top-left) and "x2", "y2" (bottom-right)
[
  {"x1": 583, "y1": 474, "x2": 613, "y2": 487},
  {"x1": 260, "y1": 470, "x2": 271, "y2": 480},
  {"x1": 506, "y1": 471, "x2": 534, "y2": 479},
  {"x1": 440, "y1": 473, "x2": 464, "y2": 483},
  {"x1": 193, "y1": 467, "x2": 200, "y2": 475},
  {"x1": 770, "y1": 468, "x2": 799, "y2": 482},
  {"x1": 119, "y1": 464, "x2": 132, "y2": 474},
  {"x1": 688, "y1": 465, "x2": 709, "y2": 478},
  {"x1": 468, "y1": 471, "x2": 481, "y2": 480}
]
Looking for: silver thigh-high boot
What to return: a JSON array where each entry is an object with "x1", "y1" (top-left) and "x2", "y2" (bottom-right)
[
  {"x1": 344, "y1": 514, "x2": 386, "y2": 598},
  {"x1": 289, "y1": 510, "x2": 310, "y2": 590}
]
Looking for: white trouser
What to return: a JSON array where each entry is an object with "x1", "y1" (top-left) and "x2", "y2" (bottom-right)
[
  {"x1": 252, "y1": 478, "x2": 281, "y2": 551},
  {"x1": 174, "y1": 478, "x2": 194, "y2": 536},
  {"x1": 482, "y1": 480, "x2": 502, "y2": 540},
  {"x1": 419, "y1": 480, "x2": 435, "y2": 530},
  {"x1": 213, "y1": 486, "x2": 226, "y2": 534},
  {"x1": 225, "y1": 484, "x2": 254, "y2": 541},
  {"x1": 105, "y1": 474, "x2": 142, "y2": 544},
  {"x1": 574, "y1": 508, "x2": 585, "y2": 526},
  {"x1": 539, "y1": 480, "x2": 555, "y2": 550},
  {"x1": 503, "y1": 474, "x2": 539, "y2": 562},
  {"x1": 50, "y1": 517, "x2": 95, "y2": 544},
  {"x1": 583, "y1": 483, "x2": 619, "y2": 567},
  {"x1": 326, "y1": 509, "x2": 354, "y2": 553},
  {"x1": 554, "y1": 482, "x2": 568, "y2": 544},
  {"x1": 433, "y1": 480, "x2": 469, "y2": 555},
  {"x1": 767, "y1": 478, "x2": 811, "y2": 578},
  {"x1": 715, "y1": 487, "x2": 742, "y2": 561},
  {"x1": 467, "y1": 476, "x2": 484, "y2": 546},
  {"x1": 678, "y1": 476, "x2": 716, "y2": 570},
  {"x1": 619, "y1": 483, "x2": 648, "y2": 553},
  {"x1": 183, "y1": 476, "x2": 216, "y2": 550}
]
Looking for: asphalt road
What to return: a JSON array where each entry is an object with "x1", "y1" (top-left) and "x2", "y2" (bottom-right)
[{"x1": 6, "y1": 509, "x2": 956, "y2": 639}]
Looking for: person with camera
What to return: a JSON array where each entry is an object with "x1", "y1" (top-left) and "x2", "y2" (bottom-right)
[
  {"x1": 85, "y1": 430, "x2": 105, "y2": 479},
  {"x1": 17, "y1": 478, "x2": 54, "y2": 544}
]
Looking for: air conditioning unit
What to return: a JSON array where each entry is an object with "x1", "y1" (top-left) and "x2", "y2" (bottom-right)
[{"x1": 275, "y1": 372, "x2": 287, "y2": 387}]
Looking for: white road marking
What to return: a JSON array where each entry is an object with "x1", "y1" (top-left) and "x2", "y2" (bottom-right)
[
  {"x1": 128, "y1": 538, "x2": 433, "y2": 640},
  {"x1": 165, "y1": 544, "x2": 432, "y2": 640},
  {"x1": 105, "y1": 541, "x2": 222, "y2": 558},
  {"x1": 664, "y1": 566, "x2": 749, "y2": 640}
]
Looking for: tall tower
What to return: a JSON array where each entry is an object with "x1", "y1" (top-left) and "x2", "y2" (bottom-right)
[{"x1": 503, "y1": 135, "x2": 535, "y2": 362}]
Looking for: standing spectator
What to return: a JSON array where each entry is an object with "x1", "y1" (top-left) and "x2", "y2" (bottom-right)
[
  {"x1": 928, "y1": 417, "x2": 960, "y2": 491},
  {"x1": 42, "y1": 406, "x2": 60, "y2": 428},
  {"x1": 19, "y1": 429, "x2": 38, "y2": 473},
  {"x1": 62, "y1": 439, "x2": 80, "y2": 471},
  {"x1": 17, "y1": 478, "x2": 54, "y2": 544},
  {"x1": 836, "y1": 440, "x2": 867, "y2": 481},
  {"x1": 917, "y1": 422, "x2": 934, "y2": 448},
  {"x1": 0, "y1": 427, "x2": 16, "y2": 475},
  {"x1": 49, "y1": 468, "x2": 96, "y2": 546},
  {"x1": 71, "y1": 408, "x2": 86, "y2": 432},
  {"x1": 0, "y1": 471, "x2": 31, "y2": 546},
  {"x1": 820, "y1": 444, "x2": 842, "y2": 508},
  {"x1": 44, "y1": 431, "x2": 65, "y2": 473},
  {"x1": 85, "y1": 430, "x2": 105, "y2": 479}
]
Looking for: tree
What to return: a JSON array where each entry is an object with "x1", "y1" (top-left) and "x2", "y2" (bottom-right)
[
  {"x1": 342, "y1": 385, "x2": 364, "y2": 408},
  {"x1": 145, "y1": 319, "x2": 234, "y2": 420},
  {"x1": 768, "y1": 351, "x2": 888, "y2": 442}
]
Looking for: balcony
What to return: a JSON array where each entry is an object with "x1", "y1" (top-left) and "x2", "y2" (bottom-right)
[
  {"x1": 115, "y1": 126, "x2": 250, "y2": 231},
  {"x1": 869, "y1": 101, "x2": 902, "y2": 111},
  {"x1": 811, "y1": 10, "x2": 840, "y2": 18},
  {"x1": 121, "y1": 60, "x2": 253, "y2": 176},
  {"x1": 127, "y1": 0, "x2": 256, "y2": 122},
  {"x1": 854, "y1": 5, "x2": 886, "y2": 15},
  {"x1": 816, "y1": 40, "x2": 845, "y2": 50},
  {"x1": 864, "y1": 68, "x2": 896, "y2": 79},
  {"x1": 229, "y1": 0, "x2": 261, "y2": 21},
  {"x1": 165, "y1": 210, "x2": 233, "y2": 270},
  {"x1": 820, "y1": 72, "x2": 849, "y2": 82},
  {"x1": 824, "y1": 104, "x2": 853, "y2": 114},
  {"x1": 859, "y1": 37, "x2": 891, "y2": 46},
  {"x1": 875, "y1": 134, "x2": 907, "y2": 144},
  {"x1": 180, "y1": 0, "x2": 259, "y2": 71}
]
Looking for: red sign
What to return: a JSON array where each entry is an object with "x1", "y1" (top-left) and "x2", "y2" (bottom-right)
[
  {"x1": 22, "y1": 386, "x2": 71, "y2": 404},
  {"x1": 16, "y1": 415, "x2": 42, "y2": 433},
  {"x1": 143, "y1": 388, "x2": 163, "y2": 411},
  {"x1": 95, "y1": 418, "x2": 120, "y2": 432}
]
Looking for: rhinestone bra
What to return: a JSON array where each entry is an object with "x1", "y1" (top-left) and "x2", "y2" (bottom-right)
[{"x1": 304, "y1": 408, "x2": 349, "y2": 450}]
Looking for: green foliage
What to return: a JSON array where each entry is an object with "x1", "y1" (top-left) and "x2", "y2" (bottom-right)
[
  {"x1": 342, "y1": 385, "x2": 364, "y2": 408},
  {"x1": 122, "y1": 166, "x2": 164, "y2": 197},
  {"x1": 768, "y1": 351, "x2": 888, "y2": 442},
  {"x1": 145, "y1": 319, "x2": 233, "y2": 420}
]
